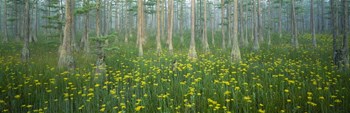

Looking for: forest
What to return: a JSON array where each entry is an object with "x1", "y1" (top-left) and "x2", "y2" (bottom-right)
[{"x1": 0, "y1": 0, "x2": 350, "y2": 112}]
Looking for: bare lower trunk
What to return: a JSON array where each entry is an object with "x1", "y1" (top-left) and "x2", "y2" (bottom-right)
[
  {"x1": 253, "y1": 0, "x2": 260, "y2": 50},
  {"x1": 188, "y1": 0, "x2": 197, "y2": 59},
  {"x1": 3, "y1": 0, "x2": 8, "y2": 43},
  {"x1": 342, "y1": 0, "x2": 349, "y2": 69},
  {"x1": 156, "y1": 0, "x2": 162, "y2": 55},
  {"x1": 95, "y1": 0, "x2": 105, "y2": 74},
  {"x1": 221, "y1": 0, "x2": 226, "y2": 50},
  {"x1": 58, "y1": 0, "x2": 75, "y2": 69},
  {"x1": 291, "y1": 0, "x2": 299, "y2": 48},
  {"x1": 231, "y1": 0, "x2": 241, "y2": 62},
  {"x1": 167, "y1": 0, "x2": 174, "y2": 55},
  {"x1": 203, "y1": 0, "x2": 209, "y2": 53},
  {"x1": 137, "y1": 0, "x2": 144, "y2": 56},
  {"x1": 22, "y1": 0, "x2": 30, "y2": 62},
  {"x1": 311, "y1": 0, "x2": 317, "y2": 47}
]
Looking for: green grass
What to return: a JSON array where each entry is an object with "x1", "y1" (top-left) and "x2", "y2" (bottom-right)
[{"x1": 0, "y1": 32, "x2": 349, "y2": 113}]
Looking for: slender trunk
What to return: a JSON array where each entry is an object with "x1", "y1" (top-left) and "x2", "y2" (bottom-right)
[
  {"x1": 331, "y1": 0, "x2": 338, "y2": 65},
  {"x1": 58, "y1": 0, "x2": 75, "y2": 69},
  {"x1": 137, "y1": 0, "x2": 144, "y2": 56},
  {"x1": 257, "y1": 0, "x2": 263, "y2": 42},
  {"x1": 189, "y1": 0, "x2": 197, "y2": 59},
  {"x1": 81, "y1": 0, "x2": 90, "y2": 53},
  {"x1": 3, "y1": 0, "x2": 8, "y2": 43},
  {"x1": 203, "y1": 0, "x2": 209, "y2": 52},
  {"x1": 167, "y1": 0, "x2": 174, "y2": 54},
  {"x1": 267, "y1": 0, "x2": 271, "y2": 46},
  {"x1": 221, "y1": 0, "x2": 226, "y2": 50},
  {"x1": 115, "y1": 0, "x2": 119, "y2": 41},
  {"x1": 71, "y1": 0, "x2": 77, "y2": 51},
  {"x1": 211, "y1": 3, "x2": 215, "y2": 47},
  {"x1": 291, "y1": 0, "x2": 299, "y2": 48},
  {"x1": 253, "y1": 0, "x2": 260, "y2": 50},
  {"x1": 342, "y1": 0, "x2": 349, "y2": 69},
  {"x1": 231, "y1": 0, "x2": 241, "y2": 62},
  {"x1": 180, "y1": 0, "x2": 184, "y2": 45},
  {"x1": 21, "y1": 0, "x2": 30, "y2": 62},
  {"x1": 95, "y1": 0, "x2": 106, "y2": 74},
  {"x1": 279, "y1": 0, "x2": 282, "y2": 38},
  {"x1": 311, "y1": 0, "x2": 316, "y2": 47},
  {"x1": 156, "y1": 0, "x2": 162, "y2": 55}
]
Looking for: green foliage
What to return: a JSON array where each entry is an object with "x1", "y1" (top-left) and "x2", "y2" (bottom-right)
[{"x1": 0, "y1": 31, "x2": 350, "y2": 113}]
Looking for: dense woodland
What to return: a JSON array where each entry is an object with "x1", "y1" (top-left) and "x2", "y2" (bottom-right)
[{"x1": 0, "y1": 0, "x2": 350, "y2": 112}]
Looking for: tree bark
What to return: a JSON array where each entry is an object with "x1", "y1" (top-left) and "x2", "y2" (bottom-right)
[
  {"x1": 253, "y1": 0, "x2": 260, "y2": 50},
  {"x1": 291, "y1": 0, "x2": 299, "y2": 48},
  {"x1": 203, "y1": 0, "x2": 209, "y2": 52},
  {"x1": 342, "y1": 0, "x2": 349, "y2": 69},
  {"x1": 267, "y1": 0, "x2": 271, "y2": 46},
  {"x1": 58, "y1": 0, "x2": 75, "y2": 69},
  {"x1": 279, "y1": 0, "x2": 282, "y2": 38},
  {"x1": 3, "y1": 0, "x2": 8, "y2": 43},
  {"x1": 231, "y1": 0, "x2": 241, "y2": 62},
  {"x1": 167, "y1": 0, "x2": 174, "y2": 55},
  {"x1": 188, "y1": 0, "x2": 197, "y2": 59},
  {"x1": 221, "y1": 0, "x2": 226, "y2": 50},
  {"x1": 21, "y1": 0, "x2": 30, "y2": 62},
  {"x1": 311, "y1": 0, "x2": 317, "y2": 47},
  {"x1": 137, "y1": 0, "x2": 144, "y2": 56},
  {"x1": 156, "y1": 0, "x2": 162, "y2": 55},
  {"x1": 81, "y1": 0, "x2": 90, "y2": 53}
]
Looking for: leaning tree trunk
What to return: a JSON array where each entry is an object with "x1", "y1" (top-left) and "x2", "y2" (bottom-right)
[
  {"x1": 21, "y1": 0, "x2": 30, "y2": 62},
  {"x1": 188, "y1": 0, "x2": 197, "y2": 59},
  {"x1": 231, "y1": 0, "x2": 241, "y2": 62},
  {"x1": 58, "y1": 0, "x2": 75, "y2": 69}
]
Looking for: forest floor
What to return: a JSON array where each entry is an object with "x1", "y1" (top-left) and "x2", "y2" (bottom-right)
[{"x1": 0, "y1": 33, "x2": 350, "y2": 113}]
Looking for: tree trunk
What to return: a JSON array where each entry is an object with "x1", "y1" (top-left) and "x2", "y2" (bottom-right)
[
  {"x1": 81, "y1": 0, "x2": 90, "y2": 53},
  {"x1": 167, "y1": 0, "x2": 174, "y2": 55},
  {"x1": 188, "y1": 0, "x2": 197, "y2": 59},
  {"x1": 253, "y1": 0, "x2": 260, "y2": 50},
  {"x1": 279, "y1": 0, "x2": 282, "y2": 38},
  {"x1": 203, "y1": 0, "x2": 209, "y2": 53},
  {"x1": 211, "y1": 3, "x2": 215, "y2": 47},
  {"x1": 180, "y1": 0, "x2": 184, "y2": 45},
  {"x1": 231, "y1": 0, "x2": 241, "y2": 62},
  {"x1": 115, "y1": 0, "x2": 119, "y2": 41},
  {"x1": 311, "y1": 0, "x2": 316, "y2": 47},
  {"x1": 221, "y1": 0, "x2": 226, "y2": 50},
  {"x1": 3, "y1": 0, "x2": 8, "y2": 43},
  {"x1": 137, "y1": 0, "x2": 144, "y2": 56},
  {"x1": 291, "y1": 0, "x2": 299, "y2": 48},
  {"x1": 267, "y1": 0, "x2": 271, "y2": 46},
  {"x1": 58, "y1": 0, "x2": 75, "y2": 69},
  {"x1": 156, "y1": 0, "x2": 162, "y2": 55},
  {"x1": 21, "y1": 0, "x2": 30, "y2": 62},
  {"x1": 257, "y1": 0, "x2": 263, "y2": 42},
  {"x1": 342, "y1": 0, "x2": 349, "y2": 69},
  {"x1": 331, "y1": 0, "x2": 338, "y2": 66}
]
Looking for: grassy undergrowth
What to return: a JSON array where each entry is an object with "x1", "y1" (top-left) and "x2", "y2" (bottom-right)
[{"x1": 0, "y1": 33, "x2": 350, "y2": 113}]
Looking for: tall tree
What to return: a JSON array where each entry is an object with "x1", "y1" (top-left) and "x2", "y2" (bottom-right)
[
  {"x1": 311, "y1": 0, "x2": 316, "y2": 47},
  {"x1": 331, "y1": 0, "x2": 338, "y2": 65},
  {"x1": 291, "y1": 0, "x2": 299, "y2": 48},
  {"x1": 278, "y1": 0, "x2": 282, "y2": 38},
  {"x1": 2, "y1": 0, "x2": 8, "y2": 43},
  {"x1": 156, "y1": 0, "x2": 162, "y2": 55},
  {"x1": 267, "y1": 0, "x2": 271, "y2": 46},
  {"x1": 21, "y1": 0, "x2": 30, "y2": 62},
  {"x1": 221, "y1": 0, "x2": 226, "y2": 50},
  {"x1": 95, "y1": 0, "x2": 106, "y2": 74},
  {"x1": 203, "y1": 0, "x2": 209, "y2": 52},
  {"x1": 137, "y1": 0, "x2": 144, "y2": 56},
  {"x1": 58, "y1": 0, "x2": 75, "y2": 69},
  {"x1": 81, "y1": 0, "x2": 90, "y2": 53},
  {"x1": 341, "y1": 0, "x2": 349, "y2": 69},
  {"x1": 231, "y1": 0, "x2": 241, "y2": 62},
  {"x1": 188, "y1": 0, "x2": 197, "y2": 59},
  {"x1": 167, "y1": 0, "x2": 174, "y2": 54},
  {"x1": 253, "y1": 0, "x2": 260, "y2": 50}
]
